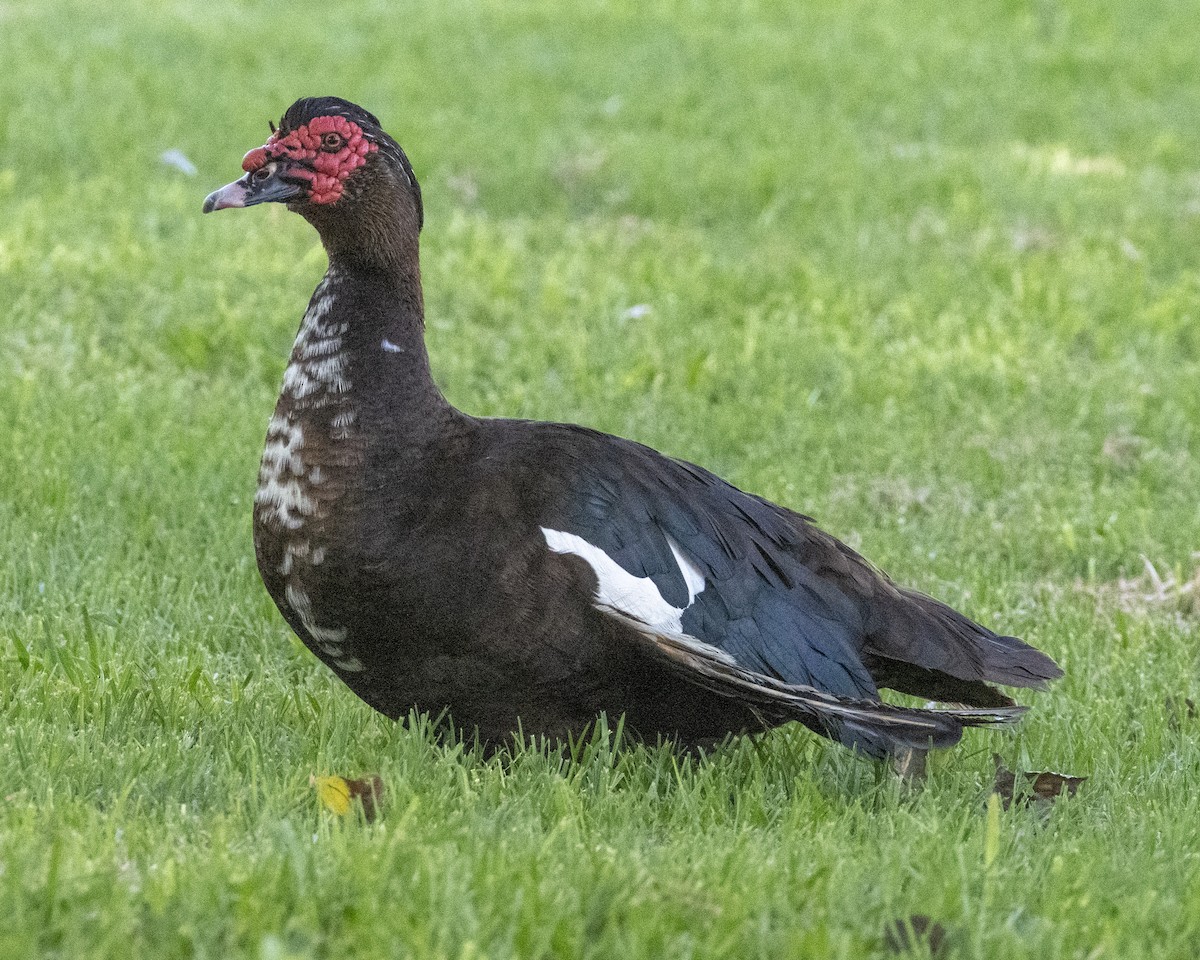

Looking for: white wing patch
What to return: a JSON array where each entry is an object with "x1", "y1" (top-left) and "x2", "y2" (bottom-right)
[
  {"x1": 541, "y1": 527, "x2": 707, "y2": 634},
  {"x1": 667, "y1": 535, "x2": 705, "y2": 604}
]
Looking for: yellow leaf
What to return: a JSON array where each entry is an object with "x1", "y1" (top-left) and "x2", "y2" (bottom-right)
[
  {"x1": 311, "y1": 774, "x2": 352, "y2": 816},
  {"x1": 310, "y1": 773, "x2": 385, "y2": 821}
]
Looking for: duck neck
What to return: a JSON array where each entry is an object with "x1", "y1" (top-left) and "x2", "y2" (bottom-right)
[
  {"x1": 255, "y1": 253, "x2": 455, "y2": 537},
  {"x1": 319, "y1": 256, "x2": 452, "y2": 425}
]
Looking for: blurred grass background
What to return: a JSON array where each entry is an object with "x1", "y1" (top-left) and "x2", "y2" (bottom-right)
[{"x1": 1, "y1": 0, "x2": 1199, "y2": 957}]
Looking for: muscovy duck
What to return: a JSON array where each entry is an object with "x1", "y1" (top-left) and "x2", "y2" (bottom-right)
[{"x1": 203, "y1": 97, "x2": 1061, "y2": 758}]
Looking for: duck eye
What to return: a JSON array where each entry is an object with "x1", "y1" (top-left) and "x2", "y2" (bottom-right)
[{"x1": 321, "y1": 133, "x2": 344, "y2": 152}]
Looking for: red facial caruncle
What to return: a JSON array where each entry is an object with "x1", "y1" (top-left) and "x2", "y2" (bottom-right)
[{"x1": 241, "y1": 115, "x2": 378, "y2": 205}]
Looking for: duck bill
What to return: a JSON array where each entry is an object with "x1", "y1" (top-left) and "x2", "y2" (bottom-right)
[{"x1": 202, "y1": 172, "x2": 302, "y2": 213}]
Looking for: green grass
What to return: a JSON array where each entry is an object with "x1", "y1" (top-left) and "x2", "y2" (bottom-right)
[{"x1": 2, "y1": 0, "x2": 1200, "y2": 956}]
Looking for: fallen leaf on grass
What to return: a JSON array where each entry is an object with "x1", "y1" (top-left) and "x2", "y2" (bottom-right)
[
  {"x1": 310, "y1": 774, "x2": 384, "y2": 822},
  {"x1": 883, "y1": 915, "x2": 948, "y2": 956},
  {"x1": 1083, "y1": 555, "x2": 1200, "y2": 620},
  {"x1": 1165, "y1": 696, "x2": 1197, "y2": 730},
  {"x1": 160, "y1": 148, "x2": 197, "y2": 176},
  {"x1": 1100, "y1": 432, "x2": 1146, "y2": 471},
  {"x1": 891, "y1": 746, "x2": 928, "y2": 782},
  {"x1": 992, "y1": 756, "x2": 1085, "y2": 810}
]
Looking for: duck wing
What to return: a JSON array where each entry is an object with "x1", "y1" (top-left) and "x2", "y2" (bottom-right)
[{"x1": 512, "y1": 423, "x2": 1060, "y2": 755}]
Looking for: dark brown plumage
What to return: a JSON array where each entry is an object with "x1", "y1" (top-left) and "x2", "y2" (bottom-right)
[{"x1": 203, "y1": 97, "x2": 1061, "y2": 759}]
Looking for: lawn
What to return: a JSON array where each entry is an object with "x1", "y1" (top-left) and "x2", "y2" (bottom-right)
[{"x1": 2, "y1": 0, "x2": 1199, "y2": 956}]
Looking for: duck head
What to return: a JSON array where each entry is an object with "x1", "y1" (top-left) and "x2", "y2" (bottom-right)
[{"x1": 204, "y1": 97, "x2": 423, "y2": 270}]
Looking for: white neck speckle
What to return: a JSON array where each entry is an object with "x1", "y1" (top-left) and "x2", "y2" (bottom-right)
[
  {"x1": 254, "y1": 268, "x2": 363, "y2": 674},
  {"x1": 280, "y1": 275, "x2": 351, "y2": 406}
]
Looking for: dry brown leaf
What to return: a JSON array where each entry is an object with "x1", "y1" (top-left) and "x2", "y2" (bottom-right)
[
  {"x1": 1081, "y1": 555, "x2": 1200, "y2": 620},
  {"x1": 992, "y1": 756, "x2": 1085, "y2": 810},
  {"x1": 892, "y1": 746, "x2": 928, "y2": 783},
  {"x1": 310, "y1": 773, "x2": 385, "y2": 822},
  {"x1": 1101, "y1": 432, "x2": 1147, "y2": 471},
  {"x1": 883, "y1": 915, "x2": 948, "y2": 956},
  {"x1": 1166, "y1": 696, "x2": 1197, "y2": 731}
]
